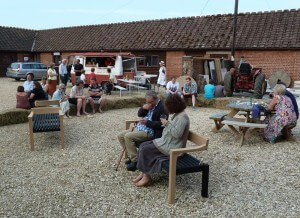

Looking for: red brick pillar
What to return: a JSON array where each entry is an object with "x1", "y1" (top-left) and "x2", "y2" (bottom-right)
[{"x1": 166, "y1": 51, "x2": 186, "y2": 81}]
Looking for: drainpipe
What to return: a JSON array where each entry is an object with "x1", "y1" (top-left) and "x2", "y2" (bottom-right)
[
  {"x1": 231, "y1": 0, "x2": 239, "y2": 67},
  {"x1": 31, "y1": 32, "x2": 38, "y2": 61}
]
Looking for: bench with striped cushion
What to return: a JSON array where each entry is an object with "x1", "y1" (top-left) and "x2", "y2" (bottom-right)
[
  {"x1": 28, "y1": 107, "x2": 64, "y2": 151},
  {"x1": 162, "y1": 153, "x2": 209, "y2": 198},
  {"x1": 33, "y1": 113, "x2": 60, "y2": 133}
]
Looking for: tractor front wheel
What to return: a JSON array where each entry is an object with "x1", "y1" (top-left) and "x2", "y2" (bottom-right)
[
  {"x1": 253, "y1": 73, "x2": 266, "y2": 99},
  {"x1": 224, "y1": 72, "x2": 233, "y2": 97}
]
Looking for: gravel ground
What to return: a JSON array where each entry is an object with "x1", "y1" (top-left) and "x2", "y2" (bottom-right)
[{"x1": 0, "y1": 107, "x2": 299, "y2": 217}]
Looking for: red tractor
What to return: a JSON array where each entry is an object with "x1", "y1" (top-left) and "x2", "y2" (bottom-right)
[{"x1": 224, "y1": 63, "x2": 267, "y2": 99}]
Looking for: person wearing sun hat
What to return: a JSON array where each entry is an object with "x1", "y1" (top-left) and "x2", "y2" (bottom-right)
[{"x1": 157, "y1": 61, "x2": 167, "y2": 89}]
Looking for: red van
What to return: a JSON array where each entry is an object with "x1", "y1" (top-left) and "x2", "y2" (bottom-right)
[{"x1": 69, "y1": 52, "x2": 137, "y2": 87}]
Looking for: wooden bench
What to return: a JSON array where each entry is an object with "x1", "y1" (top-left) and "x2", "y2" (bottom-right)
[
  {"x1": 35, "y1": 100, "x2": 59, "y2": 107},
  {"x1": 209, "y1": 112, "x2": 228, "y2": 132},
  {"x1": 222, "y1": 120, "x2": 267, "y2": 146},
  {"x1": 117, "y1": 120, "x2": 209, "y2": 204},
  {"x1": 114, "y1": 85, "x2": 127, "y2": 97},
  {"x1": 28, "y1": 107, "x2": 64, "y2": 151}
]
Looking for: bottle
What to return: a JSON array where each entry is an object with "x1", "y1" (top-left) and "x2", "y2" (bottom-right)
[{"x1": 250, "y1": 96, "x2": 253, "y2": 106}]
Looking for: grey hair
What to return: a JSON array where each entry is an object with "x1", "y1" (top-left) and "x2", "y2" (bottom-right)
[
  {"x1": 58, "y1": 83, "x2": 66, "y2": 90},
  {"x1": 145, "y1": 90, "x2": 158, "y2": 100},
  {"x1": 273, "y1": 84, "x2": 286, "y2": 95}
]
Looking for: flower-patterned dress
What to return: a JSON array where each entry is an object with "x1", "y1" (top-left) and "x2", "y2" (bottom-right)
[{"x1": 264, "y1": 95, "x2": 297, "y2": 143}]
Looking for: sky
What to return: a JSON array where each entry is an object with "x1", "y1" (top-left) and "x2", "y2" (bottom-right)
[{"x1": 1, "y1": 0, "x2": 299, "y2": 30}]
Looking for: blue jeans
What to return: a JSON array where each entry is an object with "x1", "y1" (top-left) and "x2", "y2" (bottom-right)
[{"x1": 166, "y1": 91, "x2": 182, "y2": 97}]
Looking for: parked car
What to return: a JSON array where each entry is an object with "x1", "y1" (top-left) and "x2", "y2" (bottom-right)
[{"x1": 6, "y1": 62, "x2": 48, "y2": 80}]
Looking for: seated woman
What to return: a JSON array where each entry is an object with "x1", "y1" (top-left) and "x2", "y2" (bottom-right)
[
  {"x1": 41, "y1": 76, "x2": 49, "y2": 100},
  {"x1": 52, "y1": 84, "x2": 71, "y2": 118},
  {"x1": 69, "y1": 80, "x2": 89, "y2": 117},
  {"x1": 264, "y1": 84, "x2": 297, "y2": 143},
  {"x1": 133, "y1": 94, "x2": 190, "y2": 187},
  {"x1": 29, "y1": 81, "x2": 46, "y2": 108},
  {"x1": 16, "y1": 86, "x2": 30, "y2": 109}
]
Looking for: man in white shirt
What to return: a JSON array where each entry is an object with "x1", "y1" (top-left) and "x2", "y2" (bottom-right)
[
  {"x1": 59, "y1": 59, "x2": 68, "y2": 86},
  {"x1": 166, "y1": 76, "x2": 181, "y2": 97}
]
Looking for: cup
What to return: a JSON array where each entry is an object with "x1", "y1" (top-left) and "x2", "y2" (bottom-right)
[{"x1": 160, "y1": 114, "x2": 167, "y2": 127}]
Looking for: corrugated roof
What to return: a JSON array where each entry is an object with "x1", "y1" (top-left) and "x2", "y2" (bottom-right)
[
  {"x1": 0, "y1": 27, "x2": 36, "y2": 51},
  {"x1": 1, "y1": 9, "x2": 299, "y2": 52}
]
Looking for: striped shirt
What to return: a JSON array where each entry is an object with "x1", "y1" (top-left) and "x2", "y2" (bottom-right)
[{"x1": 135, "y1": 109, "x2": 155, "y2": 136}]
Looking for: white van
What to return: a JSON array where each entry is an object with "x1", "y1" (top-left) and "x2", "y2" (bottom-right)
[{"x1": 68, "y1": 52, "x2": 138, "y2": 87}]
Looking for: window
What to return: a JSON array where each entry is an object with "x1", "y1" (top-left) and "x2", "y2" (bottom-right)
[
  {"x1": 11, "y1": 63, "x2": 19, "y2": 69},
  {"x1": 38, "y1": 64, "x2": 47, "y2": 69},
  {"x1": 53, "y1": 55, "x2": 61, "y2": 66},
  {"x1": 22, "y1": 64, "x2": 32, "y2": 69},
  {"x1": 145, "y1": 56, "x2": 151, "y2": 66},
  {"x1": 137, "y1": 57, "x2": 145, "y2": 66},
  {"x1": 138, "y1": 55, "x2": 159, "y2": 67},
  {"x1": 152, "y1": 55, "x2": 159, "y2": 66}
]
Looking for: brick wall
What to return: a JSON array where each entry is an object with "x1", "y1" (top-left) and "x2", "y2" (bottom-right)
[
  {"x1": 61, "y1": 52, "x2": 73, "y2": 61},
  {"x1": 166, "y1": 51, "x2": 186, "y2": 80},
  {"x1": 235, "y1": 50, "x2": 300, "y2": 82},
  {"x1": 40, "y1": 53, "x2": 53, "y2": 66}
]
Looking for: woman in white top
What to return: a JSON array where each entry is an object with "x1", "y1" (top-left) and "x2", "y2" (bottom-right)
[{"x1": 157, "y1": 61, "x2": 166, "y2": 88}]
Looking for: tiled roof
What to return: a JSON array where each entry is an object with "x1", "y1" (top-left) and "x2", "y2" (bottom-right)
[
  {"x1": 1, "y1": 9, "x2": 299, "y2": 52},
  {"x1": 0, "y1": 27, "x2": 36, "y2": 51}
]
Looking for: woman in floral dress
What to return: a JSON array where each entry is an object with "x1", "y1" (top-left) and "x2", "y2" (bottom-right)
[{"x1": 264, "y1": 84, "x2": 297, "y2": 143}]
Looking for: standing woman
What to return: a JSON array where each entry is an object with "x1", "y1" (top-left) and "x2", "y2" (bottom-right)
[
  {"x1": 133, "y1": 94, "x2": 190, "y2": 187},
  {"x1": 47, "y1": 63, "x2": 57, "y2": 97},
  {"x1": 157, "y1": 61, "x2": 167, "y2": 90}
]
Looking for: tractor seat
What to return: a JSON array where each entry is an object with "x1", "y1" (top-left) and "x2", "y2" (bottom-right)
[{"x1": 239, "y1": 63, "x2": 252, "y2": 75}]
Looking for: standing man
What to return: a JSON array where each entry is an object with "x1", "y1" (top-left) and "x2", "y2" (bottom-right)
[
  {"x1": 117, "y1": 91, "x2": 168, "y2": 171},
  {"x1": 59, "y1": 59, "x2": 68, "y2": 86},
  {"x1": 74, "y1": 59, "x2": 84, "y2": 84}
]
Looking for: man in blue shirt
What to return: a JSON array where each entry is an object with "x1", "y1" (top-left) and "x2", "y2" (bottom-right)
[{"x1": 117, "y1": 91, "x2": 168, "y2": 171}]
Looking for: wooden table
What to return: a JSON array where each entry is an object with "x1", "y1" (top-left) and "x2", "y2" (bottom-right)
[{"x1": 211, "y1": 99, "x2": 270, "y2": 146}]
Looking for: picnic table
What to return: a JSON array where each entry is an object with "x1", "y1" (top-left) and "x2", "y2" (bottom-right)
[
  {"x1": 117, "y1": 79, "x2": 146, "y2": 94},
  {"x1": 210, "y1": 99, "x2": 270, "y2": 146},
  {"x1": 134, "y1": 74, "x2": 158, "y2": 90}
]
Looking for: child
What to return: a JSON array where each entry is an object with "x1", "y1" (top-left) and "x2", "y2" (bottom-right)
[
  {"x1": 204, "y1": 79, "x2": 215, "y2": 99},
  {"x1": 90, "y1": 68, "x2": 96, "y2": 80},
  {"x1": 16, "y1": 86, "x2": 30, "y2": 109},
  {"x1": 106, "y1": 68, "x2": 116, "y2": 94},
  {"x1": 41, "y1": 76, "x2": 49, "y2": 99},
  {"x1": 80, "y1": 70, "x2": 86, "y2": 83}
]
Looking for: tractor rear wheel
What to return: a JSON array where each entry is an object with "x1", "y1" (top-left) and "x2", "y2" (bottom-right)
[
  {"x1": 253, "y1": 73, "x2": 266, "y2": 99},
  {"x1": 224, "y1": 72, "x2": 233, "y2": 97}
]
